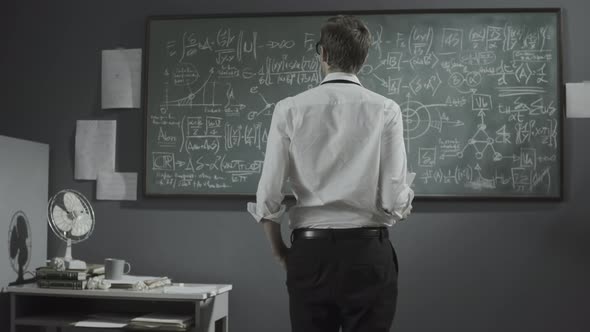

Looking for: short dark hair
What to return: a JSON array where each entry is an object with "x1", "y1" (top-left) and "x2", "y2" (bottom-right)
[{"x1": 319, "y1": 15, "x2": 372, "y2": 73}]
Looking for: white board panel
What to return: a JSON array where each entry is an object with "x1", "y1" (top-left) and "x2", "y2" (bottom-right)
[{"x1": 0, "y1": 135, "x2": 49, "y2": 288}]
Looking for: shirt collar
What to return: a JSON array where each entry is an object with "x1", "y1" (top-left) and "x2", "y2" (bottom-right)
[{"x1": 321, "y1": 72, "x2": 363, "y2": 86}]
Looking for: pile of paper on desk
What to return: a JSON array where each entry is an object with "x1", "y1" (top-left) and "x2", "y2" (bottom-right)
[
  {"x1": 127, "y1": 313, "x2": 194, "y2": 331},
  {"x1": 103, "y1": 275, "x2": 171, "y2": 290},
  {"x1": 73, "y1": 313, "x2": 135, "y2": 328}
]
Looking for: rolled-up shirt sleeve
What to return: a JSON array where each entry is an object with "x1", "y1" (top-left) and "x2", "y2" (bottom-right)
[
  {"x1": 379, "y1": 100, "x2": 415, "y2": 223},
  {"x1": 247, "y1": 99, "x2": 292, "y2": 223}
]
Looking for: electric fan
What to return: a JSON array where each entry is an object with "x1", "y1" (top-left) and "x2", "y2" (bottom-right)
[{"x1": 47, "y1": 189, "x2": 95, "y2": 270}]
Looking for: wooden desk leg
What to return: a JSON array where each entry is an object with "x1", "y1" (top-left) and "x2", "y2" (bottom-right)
[
  {"x1": 197, "y1": 292, "x2": 229, "y2": 332},
  {"x1": 213, "y1": 292, "x2": 229, "y2": 332},
  {"x1": 219, "y1": 315, "x2": 229, "y2": 332},
  {"x1": 9, "y1": 294, "x2": 15, "y2": 332}
]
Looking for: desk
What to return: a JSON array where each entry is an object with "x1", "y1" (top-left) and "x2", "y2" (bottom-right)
[{"x1": 6, "y1": 283, "x2": 232, "y2": 332}]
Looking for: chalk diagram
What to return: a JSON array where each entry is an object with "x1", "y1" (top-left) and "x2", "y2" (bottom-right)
[
  {"x1": 448, "y1": 71, "x2": 482, "y2": 94},
  {"x1": 456, "y1": 115, "x2": 503, "y2": 161},
  {"x1": 401, "y1": 93, "x2": 463, "y2": 152},
  {"x1": 159, "y1": 67, "x2": 220, "y2": 114},
  {"x1": 247, "y1": 93, "x2": 275, "y2": 120}
]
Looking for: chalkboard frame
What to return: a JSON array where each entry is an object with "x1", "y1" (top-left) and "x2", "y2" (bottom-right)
[{"x1": 143, "y1": 8, "x2": 564, "y2": 200}]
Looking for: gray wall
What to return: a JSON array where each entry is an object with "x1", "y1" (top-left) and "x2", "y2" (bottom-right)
[{"x1": 2, "y1": 0, "x2": 590, "y2": 331}]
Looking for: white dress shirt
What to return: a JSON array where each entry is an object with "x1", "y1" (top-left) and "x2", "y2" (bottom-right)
[{"x1": 247, "y1": 72, "x2": 414, "y2": 229}]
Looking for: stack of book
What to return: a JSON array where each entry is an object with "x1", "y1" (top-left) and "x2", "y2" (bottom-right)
[
  {"x1": 35, "y1": 263, "x2": 104, "y2": 290},
  {"x1": 126, "y1": 313, "x2": 194, "y2": 331}
]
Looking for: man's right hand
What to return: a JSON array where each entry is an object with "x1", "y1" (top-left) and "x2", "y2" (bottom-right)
[{"x1": 273, "y1": 244, "x2": 289, "y2": 272}]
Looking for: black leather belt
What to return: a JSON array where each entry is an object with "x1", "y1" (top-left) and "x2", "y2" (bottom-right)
[{"x1": 291, "y1": 227, "x2": 388, "y2": 241}]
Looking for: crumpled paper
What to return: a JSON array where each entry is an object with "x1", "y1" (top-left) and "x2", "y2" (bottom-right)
[
  {"x1": 86, "y1": 276, "x2": 111, "y2": 290},
  {"x1": 49, "y1": 257, "x2": 66, "y2": 271},
  {"x1": 132, "y1": 278, "x2": 172, "y2": 291}
]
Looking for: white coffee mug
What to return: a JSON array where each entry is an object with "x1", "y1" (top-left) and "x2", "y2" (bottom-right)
[{"x1": 104, "y1": 258, "x2": 131, "y2": 280}]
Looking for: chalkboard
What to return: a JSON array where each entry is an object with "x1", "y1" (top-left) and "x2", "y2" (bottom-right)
[{"x1": 144, "y1": 9, "x2": 563, "y2": 198}]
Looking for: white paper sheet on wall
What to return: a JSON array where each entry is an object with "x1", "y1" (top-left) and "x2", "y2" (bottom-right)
[
  {"x1": 566, "y1": 82, "x2": 590, "y2": 118},
  {"x1": 101, "y1": 48, "x2": 142, "y2": 109},
  {"x1": 97, "y1": 171, "x2": 137, "y2": 200},
  {"x1": 75, "y1": 120, "x2": 117, "y2": 180}
]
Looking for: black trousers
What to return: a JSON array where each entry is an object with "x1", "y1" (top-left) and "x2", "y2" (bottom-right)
[{"x1": 286, "y1": 228, "x2": 398, "y2": 332}]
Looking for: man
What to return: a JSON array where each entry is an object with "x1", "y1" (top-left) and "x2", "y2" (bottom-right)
[{"x1": 247, "y1": 15, "x2": 414, "y2": 332}]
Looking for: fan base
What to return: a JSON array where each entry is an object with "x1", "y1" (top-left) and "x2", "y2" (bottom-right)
[{"x1": 65, "y1": 259, "x2": 87, "y2": 270}]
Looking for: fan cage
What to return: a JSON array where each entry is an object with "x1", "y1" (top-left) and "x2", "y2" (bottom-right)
[{"x1": 47, "y1": 189, "x2": 95, "y2": 244}]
